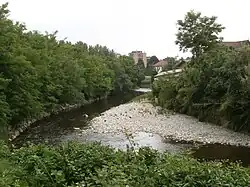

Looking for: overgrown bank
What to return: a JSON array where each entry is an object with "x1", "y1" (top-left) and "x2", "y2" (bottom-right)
[
  {"x1": 152, "y1": 11, "x2": 250, "y2": 132},
  {"x1": 0, "y1": 3, "x2": 145, "y2": 140},
  {"x1": 0, "y1": 141, "x2": 249, "y2": 186}
]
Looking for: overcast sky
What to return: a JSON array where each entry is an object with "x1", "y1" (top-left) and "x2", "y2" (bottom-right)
[{"x1": 2, "y1": 0, "x2": 250, "y2": 59}]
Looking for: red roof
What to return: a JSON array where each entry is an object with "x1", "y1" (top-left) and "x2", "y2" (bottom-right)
[
  {"x1": 153, "y1": 60, "x2": 168, "y2": 67},
  {"x1": 222, "y1": 40, "x2": 249, "y2": 48}
]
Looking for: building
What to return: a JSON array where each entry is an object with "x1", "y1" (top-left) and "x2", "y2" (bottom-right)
[
  {"x1": 173, "y1": 57, "x2": 190, "y2": 69},
  {"x1": 154, "y1": 68, "x2": 183, "y2": 78},
  {"x1": 153, "y1": 58, "x2": 189, "y2": 80},
  {"x1": 152, "y1": 60, "x2": 168, "y2": 73},
  {"x1": 146, "y1": 56, "x2": 151, "y2": 63},
  {"x1": 222, "y1": 40, "x2": 250, "y2": 49},
  {"x1": 130, "y1": 51, "x2": 147, "y2": 67}
]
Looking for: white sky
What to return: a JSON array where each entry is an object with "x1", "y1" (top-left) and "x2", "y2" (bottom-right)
[{"x1": 2, "y1": 0, "x2": 250, "y2": 59}]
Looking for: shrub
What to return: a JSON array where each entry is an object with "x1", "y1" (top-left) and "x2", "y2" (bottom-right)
[
  {"x1": 153, "y1": 46, "x2": 250, "y2": 131},
  {"x1": 0, "y1": 142, "x2": 249, "y2": 186},
  {"x1": 0, "y1": 3, "x2": 144, "y2": 139}
]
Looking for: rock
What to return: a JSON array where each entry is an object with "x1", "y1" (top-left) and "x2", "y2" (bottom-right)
[
  {"x1": 82, "y1": 114, "x2": 88, "y2": 118},
  {"x1": 84, "y1": 101, "x2": 250, "y2": 147}
]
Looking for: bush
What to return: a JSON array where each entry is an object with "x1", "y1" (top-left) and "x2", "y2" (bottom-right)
[
  {"x1": 153, "y1": 46, "x2": 250, "y2": 131},
  {"x1": 0, "y1": 3, "x2": 144, "y2": 139},
  {"x1": 0, "y1": 142, "x2": 249, "y2": 186}
]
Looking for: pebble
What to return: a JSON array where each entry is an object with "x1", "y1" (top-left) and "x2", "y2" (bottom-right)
[{"x1": 83, "y1": 101, "x2": 250, "y2": 147}]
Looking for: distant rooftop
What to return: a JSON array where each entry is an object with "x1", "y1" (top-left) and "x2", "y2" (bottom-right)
[
  {"x1": 153, "y1": 60, "x2": 168, "y2": 67},
  {"x1": 131, "y1": 51, "x2": 143, "y2": 53},
  {"x1": 154, "y1": 69, "x2": 183, "y2": 78},
  {"x1": 222, "y1": 40, "x2": 250, "y2": 48}
]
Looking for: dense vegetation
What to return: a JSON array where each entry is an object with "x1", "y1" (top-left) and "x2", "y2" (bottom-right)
[
  {"x1": 0, "y1": 3, "x2": 144, "y2": 139},
  {"x1": 1, "y1": 4, "x2": 249, "y2": 186},
  {"x1": 153, "y1": 11, "x2": 250, "y2": 131},
  {"x1": 0, "y1": 141, "x2": 249, "y2": 186}
]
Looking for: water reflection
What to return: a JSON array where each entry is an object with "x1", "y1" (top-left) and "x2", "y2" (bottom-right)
[
  {"x1": 191, "y1": 144, "x2": 250, "y2": 166},
  {"x1": 12, "y1": 92, "x2": 140, "y2": 146},
  {"x1": 61, "y1": 131, "x2": 192, "y2": 153},
  {"x1": 12, "y1": 91, "x2": 250, "y2": 167}
]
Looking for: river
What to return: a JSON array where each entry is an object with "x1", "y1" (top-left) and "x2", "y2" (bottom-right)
[
  {"x1": 13, "y1": 92, "x2": 141, "y2": 146},
  {"x1": 13, "y1": 92, "x2": 250, "y2": 167}
]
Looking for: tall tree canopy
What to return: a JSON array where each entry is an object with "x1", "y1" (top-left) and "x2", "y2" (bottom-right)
[
  {"x1": 0, "y1": 3, "x2": 144, "y2": 140},
  {"x1": 175, "y1": 10, "x2": 225, "y2": 57},
  {"x1": 147, "y1": 56, "x2": 159, "y2": 66},
  {"x1": 163, "y1": 57, "x2": 178, "y2": 70},
  {"x1": 154, "y1": 10, "x2": 250, "y2": 132}
]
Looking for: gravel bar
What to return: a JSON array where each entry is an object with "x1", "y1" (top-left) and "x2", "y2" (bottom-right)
[{"x1": 84, "y1": 101, "x2": 250, "y2": 147}]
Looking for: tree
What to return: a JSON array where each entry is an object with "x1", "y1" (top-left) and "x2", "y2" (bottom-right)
[
  {"x1": 0, "y1": 77, "x2": 10, "y2": 141},
  {"x1": 147, "y1": 56, "x2": 159, "y2": 66},
  {"x1": 0, "y1": 3, "x2": 143, "y2": 140},
  {"x1": 154, "y1": 10, "x2": 250, "y2": 132},
  {"x1": 163, "y1": 57, "x2": 178, "y2": 70},
  {"x1": 136, "y1": 59, "x2": 146, "y2": 85},
  {"x1": 176, "y1": 10, "x2": 225, "y2": 57}
]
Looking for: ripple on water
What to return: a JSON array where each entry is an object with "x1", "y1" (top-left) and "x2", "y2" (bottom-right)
[
  {"x1": 61, "y1": 131, "x2": 193, "y2": 153},
  {"x1": 62, "y1": 129, "x2": 250, "y2": 167}
]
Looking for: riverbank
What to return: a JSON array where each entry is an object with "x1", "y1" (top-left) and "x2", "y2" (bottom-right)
[
  {"x1": 9, "y1": 104, "x2": 82, "y2": 141},
  {"x1": 85, "y1": 100, "x2": 250, "y2": 147},
  {"x1": 11, "y1": 92, "x2": 143, "y2": 147},
  {"x1": 9, "y1": 96, "x2": 108, "y2": 141}
]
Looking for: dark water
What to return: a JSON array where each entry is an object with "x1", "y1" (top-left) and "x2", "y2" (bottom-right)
[
  {"x1": 191, "y1": 144, "x2": 250, "y2": 166},
  {"x1": 12, "y1": 92, "x2": 250, "y2": 167},
  {"x1": 13, "y1": 92, "x2": 140, "y2": 147}
]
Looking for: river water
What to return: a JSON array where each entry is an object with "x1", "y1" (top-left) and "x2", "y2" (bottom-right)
[
  {"x1": 13, "y1": 92, "x2": 250, "y2": 167},
  {"x1": 13, "y1": 92, "x2": 140, "y2": 146}
]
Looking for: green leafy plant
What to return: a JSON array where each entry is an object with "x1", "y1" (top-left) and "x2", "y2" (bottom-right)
[
  {"x1": 0, "y1": 3, "x2": 144, "y2": 140},
  {"x1": 0, "y1": 141, "x2": 249, "y2": 186},
  {"x1": 153, "y1": 10, "x2": 250, "y2": 132}
]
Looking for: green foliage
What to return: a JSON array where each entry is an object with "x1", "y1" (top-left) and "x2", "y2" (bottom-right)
[
  {"x1": 0, "y1": 3, "x2": 142, "y2": 138},
  {"x1": 144, "y1": 56, "x2": 159, "y2": 78},
  {"x1": 176, "y1": 10, "x2": 225, "y2": 57},
  {"x1": 135, "y1": 59, "x2": 146, "y2": 86},
  {"x1": 147, "y1": 55, "x2": 159, "y2": 66},
  {"x1": 154, "y1": 41, "x2": 250, "y2": 131},
  {"x1": 155, "y1": 10, "x2": 250, "y2": 131},
  {"x1": 163, "y1": 57, "x2": 179, "y2": 70},
  {"x1": 0, "y1": 77, "x2": 10, "y2": 141},
  {"x1": 0, "y1": 142, "x2": 249, "y2": 186},
  {"x1": 152, "y1": 76, "x2": 180, "y2": 110}
]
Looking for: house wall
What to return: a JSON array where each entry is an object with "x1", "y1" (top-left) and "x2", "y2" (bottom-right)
[
  {"x1": 154, "y1": 66, "x2": 162, "y2": 73},
  {"x1": 130, "y1": 51, "x2": 147, "y2": 67}
]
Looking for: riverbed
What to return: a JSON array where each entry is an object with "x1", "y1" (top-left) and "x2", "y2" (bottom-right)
[
  {"x1": 13, "y1": 93, "x2": 250, "y2": 166},
  {"x1": 85, "y1": 101, "x2": 250, "y2": 147}
]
